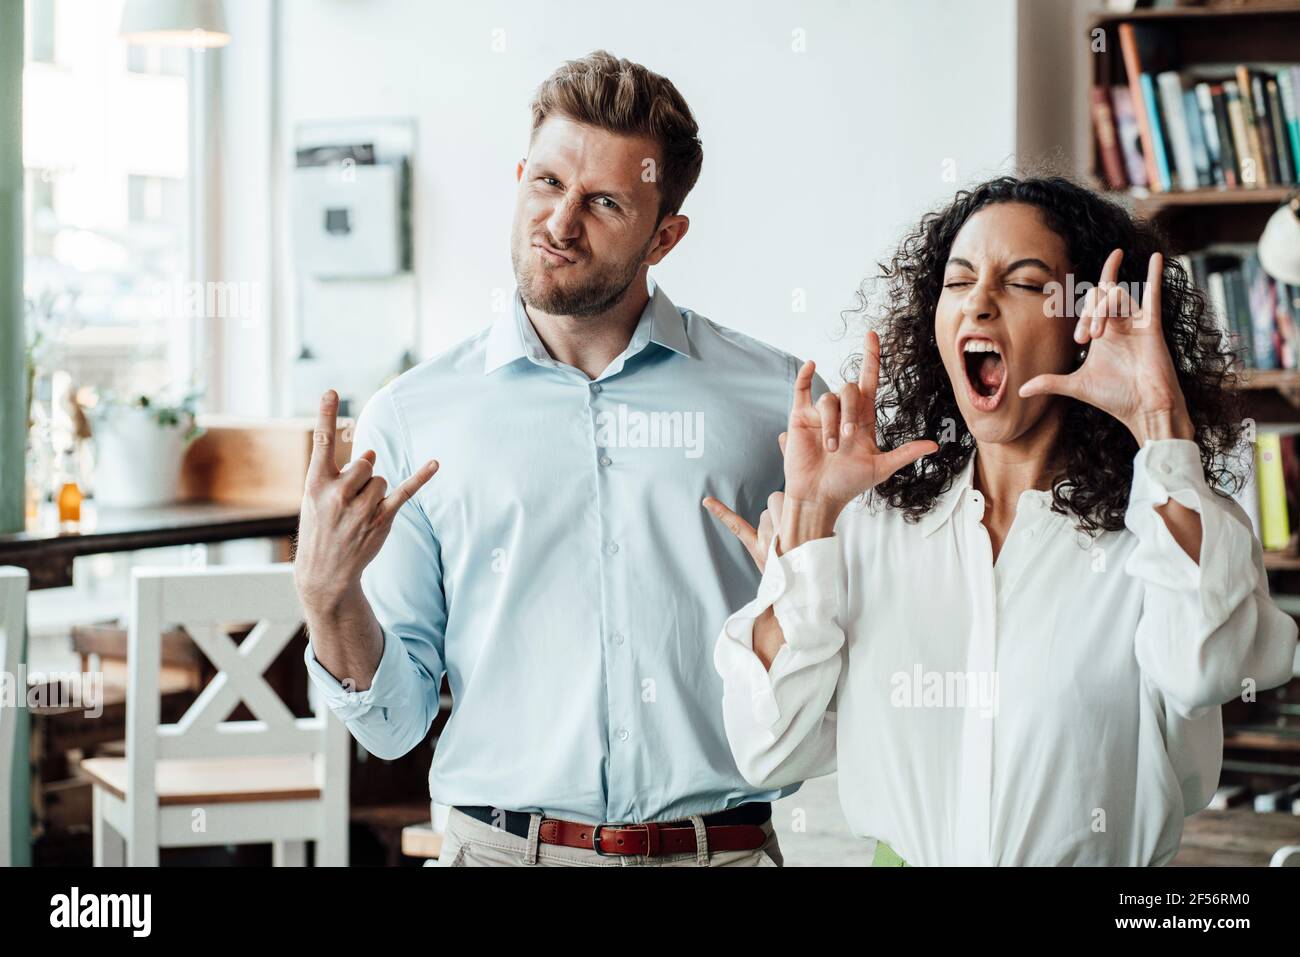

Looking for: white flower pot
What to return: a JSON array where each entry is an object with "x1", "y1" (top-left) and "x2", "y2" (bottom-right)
[{"x1": 91, "y1": 407, "x2": 193, "y2": 508}]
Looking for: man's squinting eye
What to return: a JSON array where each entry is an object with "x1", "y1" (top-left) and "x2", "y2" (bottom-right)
[
  {"x1": 594, "y1": 196, "x2": 619, "y2": 210},
  {"x1": 539, "y1": 176, "x2": 561, "y2": 189}
]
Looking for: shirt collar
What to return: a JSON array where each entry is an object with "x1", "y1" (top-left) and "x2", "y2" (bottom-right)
[
  {"x1": 919, "y1": 450, "x2": 979, "y2": 537},
  {"x1": 483, "y1": 276, "x2": 692, "y2": 375},
  {"x1": 918, "y1": 447, "x2": 1056, "y2": 537}
]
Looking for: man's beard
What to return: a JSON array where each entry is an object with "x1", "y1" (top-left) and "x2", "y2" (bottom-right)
[{"x1": 511, "y1": 230, "x2": 653, "y2": 318}]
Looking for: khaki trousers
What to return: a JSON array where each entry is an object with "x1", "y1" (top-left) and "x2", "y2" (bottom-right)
[{"x1": 438, "y1": 807, "x2": 783, "y2": 867}]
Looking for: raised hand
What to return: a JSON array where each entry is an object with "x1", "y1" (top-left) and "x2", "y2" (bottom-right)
[
  {"x1": 293, "y1": 389, "x2": 439, "y2": 610},
  {"x1": 1018, "y1": 249, "x2": 1193, "y2": 444},
  {"x1": 783, "y1": 331, "x2": 937, "y2": 514},
  {"x1": 705, "y1": 331, "x2": 937, "y2": 560}
]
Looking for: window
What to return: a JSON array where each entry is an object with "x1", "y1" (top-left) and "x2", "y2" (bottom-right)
[
  {"x1": 23, "y1": 0, "x2": 193, "y2": 401},
  {"x1": 128, "y1": 175, "x2": 185, "y2": 226},
  {"x1": 25, "y1": 0, "x2": 56, "y2": 64},
  {"x1": 127, "y1": 44, "x2": 186, "y2": 77}
]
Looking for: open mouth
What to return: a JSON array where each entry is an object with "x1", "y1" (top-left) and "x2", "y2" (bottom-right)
[{"x1": 961, "y1": 338, "x2": 1008, "y2": 413}]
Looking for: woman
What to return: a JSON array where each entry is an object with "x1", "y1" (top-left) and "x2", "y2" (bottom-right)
[{"x1": 704, "y1": 175, "x2": 1298, "y2": 866}]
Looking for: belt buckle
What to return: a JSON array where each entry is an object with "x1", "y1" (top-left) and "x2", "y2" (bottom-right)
[{"x1": 592, "y1": 822, "x2": 649, "y2": 856}]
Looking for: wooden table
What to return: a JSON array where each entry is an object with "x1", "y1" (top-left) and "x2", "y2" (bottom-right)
[
  {"x1": 1, "y1": 500, "x2": 299, "y2": 865},
  {"x1": 0, "y1": 501, "x2": 300, "y2": 589}
]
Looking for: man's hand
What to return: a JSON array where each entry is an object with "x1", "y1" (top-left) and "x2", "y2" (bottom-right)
[
  {"x1": 703, "y1": 491, "x2": 784, "y2": 573},
  {"x1": 293, "y1": 389, "x2": 439, "y2": 613}
]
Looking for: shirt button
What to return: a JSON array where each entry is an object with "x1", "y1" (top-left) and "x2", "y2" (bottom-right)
[
  {"x1": 617, "y1": 728, "x2": 630, "y2": 741},
  {"x1": 606, "y1": 542, "x2": 620, "y2": 555},
  {"x1": 599, "y1": 454, "x2": 612, "y2": 467},
  {"x1": 590, "y1": 383, "x2": 602, "y2": 394},
  {"x1": 613, "y1": 631, "x2": 625, "y2": 645},
  {"x1": 1159, "y1": 462, "x2": 1172, "y2": 474}
]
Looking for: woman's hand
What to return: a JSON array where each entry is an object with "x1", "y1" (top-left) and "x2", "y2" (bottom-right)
[
  {"x1": 705, "y1": 330, "x2": 937, "y2": 561},
  {"x1": 1018, "y1": 249, "x2": 1194, "y2": 445},
  {"x1": 783, "y1": 331, "x2": 938, "y2": 518}
]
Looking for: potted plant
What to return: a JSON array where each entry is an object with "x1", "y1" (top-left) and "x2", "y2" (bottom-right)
[{"x1": 85, "y1": 389, "x2": 204, "y2": 508}]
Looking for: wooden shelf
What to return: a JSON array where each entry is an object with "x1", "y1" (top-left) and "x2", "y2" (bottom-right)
[
  {"x1": 1224, "y1": 726, "x2": 1300, "y2": 752},
  {"x1": 1127, "y1": 185, "x2": 1296, "y2": 216},
  {"x1": 1239, "y1": 369, "x2": 1300, "y2": 390},
  {"x1": 1263, "y1": 549, "x2": 1300, "y2": 570},
  {"x1": 1091, "y1": 1, "x2": 1300, "y2": 28}
]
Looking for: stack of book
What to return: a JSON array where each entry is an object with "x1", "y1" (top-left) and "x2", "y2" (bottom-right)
[
  {"x1": 1178, "y1": 246, "x2": 1300, "y2": 371},
  {"x1": 1090, "y1": 22, "x2": 1300, "y2": 192}
]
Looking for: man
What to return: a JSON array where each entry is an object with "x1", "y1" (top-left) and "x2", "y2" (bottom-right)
[{"x1": 295, "y1": 50, "x2": 825, "y2": 867}]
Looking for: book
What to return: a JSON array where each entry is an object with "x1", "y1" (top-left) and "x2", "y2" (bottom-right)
[
  {"x1": 1194, "y1": 83, "x2": 1227, "y2": 186},
  {"x1": 1208, "y1": 84, "x2": 1240, "y2": 187},
  {"x1": 1090, "y1": 86, "x2": 1128, "y2": 189},
  {"x1": 1118, "y1": 22, "x2": 1179, "y2": 191},
  {"x1": 1225, "y1": 81, "x2": 1260, "y2": 187},
  {"x1": 1245, "y1": 253, "x2": 1280, "y2": 370},
  {"x1": 1279, "y1": 67, "x2": 1300, "y2": 178},
  {"x1": 1111, "y1": 86, "x2": 1149, "y2": 187},
  {"x1": 1265, "y1": 78, "x2": 1295, "y2": 183},
  {"x1": 1236, "y1": 66, "x2": 1272, "y2": 185},
  {"x1": 1141, "y1": 73, "x2": 1175, "y2": 191},
  {"x1": 1158, "y1": 71, "x2": 1200, "y2": 189},
  {"x1": 1250, "y1": 72, "x2": 1282, "y2": 184},
  {"x1": 1256, "y1": 431, "x2": 1290, "y2": 551},
  {"x1": 1182, "y1": 88, "x2": 1213, "y2": 187}
]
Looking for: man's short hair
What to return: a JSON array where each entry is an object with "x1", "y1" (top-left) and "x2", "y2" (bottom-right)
[{"x1": 529, "y1": 50, "x2": 704, "y2": 221}]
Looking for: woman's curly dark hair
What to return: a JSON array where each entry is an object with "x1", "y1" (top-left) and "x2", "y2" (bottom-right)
[{"x1": 844, "y1": 174, "x2": 1246, "y2": 535}]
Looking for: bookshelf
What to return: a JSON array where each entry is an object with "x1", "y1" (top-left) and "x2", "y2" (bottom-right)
[{"x1": 1087, "y1": 1, "x2": 1300, "y2": 777}]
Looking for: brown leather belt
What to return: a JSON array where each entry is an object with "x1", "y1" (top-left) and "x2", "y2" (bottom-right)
[
  {"x1": 455, "y1": 802, "x2": 770, "y2": 857},
  {"x1": 540, "y1": 818, "x2": 767, "y2": 856}
]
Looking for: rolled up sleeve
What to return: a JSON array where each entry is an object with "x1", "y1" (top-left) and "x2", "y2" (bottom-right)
[{"x1": 1125, "y1": 438, "x2": 1298, "y2": 721}]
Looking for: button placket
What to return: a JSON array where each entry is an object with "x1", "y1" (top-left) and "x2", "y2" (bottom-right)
[
  {"x1": 955, "y1": 498, "x2": 997, "y2": 865},
  {"x1": 586, "y1": 375, "x2": 629, "y2": 815}
]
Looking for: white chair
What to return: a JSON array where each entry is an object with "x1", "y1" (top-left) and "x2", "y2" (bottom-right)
[
  {"x1": 0, "y1": 567, "x2": 29, "y2": 868},
  {"x1": 82, "y1": 564, "x2": 349, "y2": 866},
  {"x1": 1271, "y1": 845, "x2": 1300, "y2": 866}
]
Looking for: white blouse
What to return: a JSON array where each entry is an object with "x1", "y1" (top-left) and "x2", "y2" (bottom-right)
[{"x1": 714, "y1": 439, "x2": 1299, "y2": 865}]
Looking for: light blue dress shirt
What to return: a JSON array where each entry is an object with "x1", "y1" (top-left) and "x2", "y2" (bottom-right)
[{"x1": 304, "y1": 277, "x2": 822, "y2": 823}]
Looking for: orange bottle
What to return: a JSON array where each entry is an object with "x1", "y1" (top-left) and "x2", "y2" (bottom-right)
[
  {"x1": 58, "y1": 481, "x2": 82, "y2": 526},
  {"x1": 55, "y1": 446, "x2": 82, "y2": 530}
]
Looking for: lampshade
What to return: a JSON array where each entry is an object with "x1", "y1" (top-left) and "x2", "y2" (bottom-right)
[
  {"x1": 120, "y1": 0, "x2": 230, "y2": 48},
  {"x1": 1259, "y1": 194, "x2": 1300, "y2": 287}
]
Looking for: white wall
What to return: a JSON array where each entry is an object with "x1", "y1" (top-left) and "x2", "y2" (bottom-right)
[{"x1": 263, "y1": 0, "x2": 1028, "y2": 414}]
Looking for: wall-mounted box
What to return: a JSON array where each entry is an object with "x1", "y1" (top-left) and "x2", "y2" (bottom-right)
[{"x1": 291, "y1": 162, "x2": 403, "y2": 278}]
